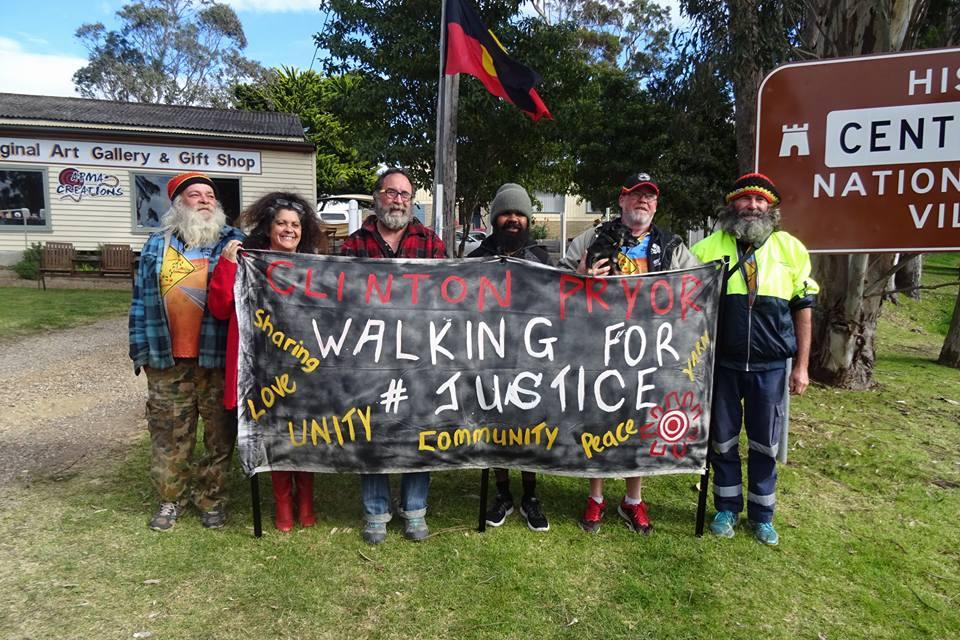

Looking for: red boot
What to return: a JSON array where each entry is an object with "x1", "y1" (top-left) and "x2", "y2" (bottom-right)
[
  {"x1": 294, "y1": 472, "x2": 316, "y2": 527},
  {"x1": 271, "y1": 471, "x2": 294, "y2": 532}
]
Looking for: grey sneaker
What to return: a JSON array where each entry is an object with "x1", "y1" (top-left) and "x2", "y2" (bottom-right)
[
  {"x1": 403, "y1": 516, "x2": 429, "y2": 541},
  {"x1": 149, "y1": 502, "x2": 181, "y2": 531},
  {"x1": 710, "y1": 511, "x2": 738, "y2": 538},
  {"x1": 362, "y1": 521, "x2": 387, "y2": 544},
  {"x1": 201, "y1": 508, "x2": 227, "y2": 529}
]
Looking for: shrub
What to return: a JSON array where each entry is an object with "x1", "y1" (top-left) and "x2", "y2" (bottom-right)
[
  {"x1": 530, "y1": 220, "x2": 549, "y2": 240},
  {"x1": 13, "y1": 242, "x2": 42, "y2": 280}
]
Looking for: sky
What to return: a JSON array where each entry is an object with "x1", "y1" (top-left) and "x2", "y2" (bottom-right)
[{"x1": 0, "y1": 0, "x2": 687, "y2": 98}]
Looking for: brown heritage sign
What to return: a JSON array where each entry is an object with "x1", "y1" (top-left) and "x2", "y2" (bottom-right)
[{"x1": 756, "y1": 48, "x2": 960, "y2": 253}]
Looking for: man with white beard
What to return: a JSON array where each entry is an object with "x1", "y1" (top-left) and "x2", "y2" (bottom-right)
[
  {"x1": 692, "y1": 172, "x2": 819, "y2": 546},
  {"x1": 341, "y1": 167, "x2": 447, "y2": 544},
  {"x1": 561, "y1": 172, "x2": 699, "y2": 536},
  {"x1": 129, "y1": 171, "x2": 245, "y2": 532}
]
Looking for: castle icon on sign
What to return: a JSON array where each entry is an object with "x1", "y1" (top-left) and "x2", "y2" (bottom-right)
[{"x1": 779, "y1": 123, "x2": 810, "y2": 157}]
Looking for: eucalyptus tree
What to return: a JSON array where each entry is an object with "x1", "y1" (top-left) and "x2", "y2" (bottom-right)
[
  {"x1": 73, "y1": 0, "x2": 266, "y2": 107},
  {"x1": 234, "y1": 68, "x2": 376, "y2": 195}
]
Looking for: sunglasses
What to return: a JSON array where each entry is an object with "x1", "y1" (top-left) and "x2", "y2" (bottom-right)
[{"x1": 271, "y1": 198, "x2": 305, "y2": 214}]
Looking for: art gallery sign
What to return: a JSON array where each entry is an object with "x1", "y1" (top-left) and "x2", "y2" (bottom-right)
[
  {"x1": 756, "y1": 47, "x2": 960, "y2": 253},
  {"x1": 0, "y1": 135, "x2": 261, "y2": 174}
]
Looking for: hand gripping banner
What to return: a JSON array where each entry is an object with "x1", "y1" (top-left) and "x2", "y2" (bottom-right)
[{"x1": 235, "y1": 252, "x2": 722, "y2": 478}]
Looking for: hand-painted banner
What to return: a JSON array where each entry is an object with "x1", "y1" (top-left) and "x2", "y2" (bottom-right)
[{"x1": 235, "y1": 252, "x2": 722, "y2": 478}]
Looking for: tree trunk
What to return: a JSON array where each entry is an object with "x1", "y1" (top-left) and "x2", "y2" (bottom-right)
[
  {"x1": 727, "y1": 0, "x2": 763, "y2": 172},
  {"x1": 803, "y1": 0, "x2": 919, "y2": 388},
  {"x1": 894, "y1": 254, "x2": 922, "y2": 299},
  {"x1": 439, "y1": 74, "x2": 459, "y2": 254},
  {"x1": 939, "y1": 288, "x2": 960, "y2": 367},
  {"x1": 810, "y1": 253, "x2": 897, "y2": 388}
]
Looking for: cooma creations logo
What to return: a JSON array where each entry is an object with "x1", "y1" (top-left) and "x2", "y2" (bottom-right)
[{"x1": 57, "y1": 168, "x2": 124, "y2": 201}]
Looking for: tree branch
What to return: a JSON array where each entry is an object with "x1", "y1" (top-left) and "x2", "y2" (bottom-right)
[
  {"x1": 863, "y1": 252, "x2": 919, "y2": 296},
  {"x1": 865, "y1": 280, "x2": 960, "y2": 298}
]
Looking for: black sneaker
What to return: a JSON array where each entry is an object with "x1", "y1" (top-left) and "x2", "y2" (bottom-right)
[
  {"x1": 520, "y1": 496, "x2": 549, "y2": 532},
  {"x1": 485, "y1": 493, "x2": 514, "y2": 527},
  {"x1": 201, "y1": 507, "x2": 227, "y2": 529}
]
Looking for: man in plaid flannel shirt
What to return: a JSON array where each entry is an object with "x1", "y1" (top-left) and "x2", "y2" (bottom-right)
[
  {"x1": 129, "y1": 172, "x2": 244, "y2": 532},
  {"x1": 341, "y1": 167, "x2": 447, "y2": 544}
]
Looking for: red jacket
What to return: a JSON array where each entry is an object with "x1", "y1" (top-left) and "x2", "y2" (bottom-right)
[{"x1": 207, "y1": 257, "x2": 240, "y2": 409}]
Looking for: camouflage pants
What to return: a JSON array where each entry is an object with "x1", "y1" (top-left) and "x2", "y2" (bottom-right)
[{"x1": 145, "y1": 360, "x2": 236, "y2": 511}]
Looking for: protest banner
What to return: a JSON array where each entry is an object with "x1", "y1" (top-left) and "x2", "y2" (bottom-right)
[{"x1": 235, "y1": 252, "x2": 721, "y2": 478}]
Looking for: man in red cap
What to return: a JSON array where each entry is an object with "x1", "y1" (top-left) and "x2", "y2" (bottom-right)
[
  {"x1": 129, "y1": 171, "x2": 245, "y2": 531},
  {"x1": 692, "y1": 172, "x2": 819, "y2": 545},
  {"x1": 561, "y1": 171, "x2": 699, "y2": 535}
]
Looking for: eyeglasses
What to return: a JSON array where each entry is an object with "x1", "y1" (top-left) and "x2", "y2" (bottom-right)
[
  {"x1": 623, "y1": 191, "x2": 658, "y2": 202},
  {"x1": 379, "y1": 188, "x2": 414, "y2": 202},
  {"x1": 271, "y1": 198, "x2": 305, "y2": 214}
]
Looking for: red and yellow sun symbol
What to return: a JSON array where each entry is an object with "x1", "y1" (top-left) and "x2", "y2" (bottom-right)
[{"x1": 640, "y1": 391, "x2": 703, "y2": 459}]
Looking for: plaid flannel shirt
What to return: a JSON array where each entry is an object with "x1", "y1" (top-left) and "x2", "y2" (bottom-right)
[
  {"x1": 128, "y1": 225, "x2": 246, "y2": 373},
  {"x1": 341, "y1": 215, "x2": 448, "y2": 259}
]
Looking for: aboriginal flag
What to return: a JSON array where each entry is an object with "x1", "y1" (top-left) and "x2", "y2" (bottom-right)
[{"x1": 444, "y1": 0, "x2": 553, "y2": 120}]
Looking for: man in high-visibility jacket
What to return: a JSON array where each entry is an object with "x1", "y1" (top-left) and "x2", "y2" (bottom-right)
[{"x1": 692, "y1": 172, "x2": 818, "y2": 545}]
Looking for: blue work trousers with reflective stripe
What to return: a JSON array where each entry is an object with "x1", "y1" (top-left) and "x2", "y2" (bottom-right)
[{"x1": 710, "y1": 366, "x2": 785, "y2": 523}]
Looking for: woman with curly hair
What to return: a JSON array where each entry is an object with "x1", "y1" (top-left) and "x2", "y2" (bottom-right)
[{"x1": 208, "y1": 191, "x2": 322, "y2": 532}]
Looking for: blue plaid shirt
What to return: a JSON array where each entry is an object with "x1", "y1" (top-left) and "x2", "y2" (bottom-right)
[{"x1": 128, "y1": 226, "x2": 245, "y2": 373}]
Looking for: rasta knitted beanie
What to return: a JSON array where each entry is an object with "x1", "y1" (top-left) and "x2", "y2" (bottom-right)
[{"x1": 725, "y1": 172, "x2": 780, "y2": 206}]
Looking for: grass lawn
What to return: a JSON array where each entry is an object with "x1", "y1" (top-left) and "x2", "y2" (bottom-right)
[
  {"x1": 1, "y1": 258, "x2": 959, "y2": 639},
  {"x1": 0, "y1": 287, "x2": 130, "y2": 338}
]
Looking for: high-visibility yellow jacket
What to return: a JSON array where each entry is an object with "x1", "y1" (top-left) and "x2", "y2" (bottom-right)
[{"x1": 692, "y1": 230, "x2": 818, "y2": 371}]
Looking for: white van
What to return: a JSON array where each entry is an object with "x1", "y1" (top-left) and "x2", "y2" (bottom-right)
[{"x1": 316, "y1": 194, "x2": 374, "y2": 228}]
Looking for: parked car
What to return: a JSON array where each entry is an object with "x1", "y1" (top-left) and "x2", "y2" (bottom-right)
[
  {"x1": 316, "y1": 194, "x2": 374, "y2": 228},
  {"x1": 455, "y1": 230, "x2": 486, "y2": 255}
]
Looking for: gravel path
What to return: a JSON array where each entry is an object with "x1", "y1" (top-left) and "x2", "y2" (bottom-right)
[{"x1": 0, "y1": 316, "x2": 146, "y2": 487}]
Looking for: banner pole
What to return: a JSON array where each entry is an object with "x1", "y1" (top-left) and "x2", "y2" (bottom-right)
[
  {"x1": 477, "y1": 468, "x2": 489, "y2": 532},
  {"x1": 251, "y1": 474, "x2": 263, "y2": 538},
  {"x1": 696, "y1": 258, "x2": 731, "y2": 536},
  {"x1": 695, "y1": 451, "x2": 711, "y2": 536}
]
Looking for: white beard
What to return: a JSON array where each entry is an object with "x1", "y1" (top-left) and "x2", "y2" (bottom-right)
[
  {"x1": 720, "y1": 206, "x2": 781, "y2": 246},
  {"x1": 162, "y1": 199, "x2": 227, "y2": 248}
]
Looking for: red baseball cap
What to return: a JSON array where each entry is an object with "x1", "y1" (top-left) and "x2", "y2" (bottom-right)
[{"x1": 620, "y1": 172, "x2": 659, "y2": 196}]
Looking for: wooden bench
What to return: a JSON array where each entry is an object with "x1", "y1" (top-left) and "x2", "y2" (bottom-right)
[
  {"x1": 38, "y1": 243, "x2": 136, "y2": 289},
  {"x1": 100, "y1": 244, "x2": 135, "y2": 281},
  {"x1": 39, "y1": 242, "x2": 76, "y2": 290}
]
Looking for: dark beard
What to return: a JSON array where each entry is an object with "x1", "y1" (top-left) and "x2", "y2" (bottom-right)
[
  {"x1": 494, "y1": 225, "x2": 530, "y2": 253},
  {"x1": 720, "y1": 207, "x2": 779, "y2": 246}
]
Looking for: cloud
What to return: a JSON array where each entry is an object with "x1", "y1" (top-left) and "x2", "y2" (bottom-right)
[
  {"x1": 221, "y1": 0, "x2": 320, "y2": 12},
  {"x1": 0, "y1": 38, "x2": 85, "y2": 97}
]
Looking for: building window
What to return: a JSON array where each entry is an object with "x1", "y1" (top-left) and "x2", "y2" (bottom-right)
[
  {"x1": 132, "y1": 173, "x2": 242, "y2": 231},
  {"x1": 533, "y1": 192, "x2": 565, "y2": 214},
  {"x1": 0, "y1": 167, "x2": 49, "y2": 230}
]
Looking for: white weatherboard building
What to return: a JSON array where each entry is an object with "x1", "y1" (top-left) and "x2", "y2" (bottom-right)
[{"x1": 0, "y1": 93, "x2": 316, "y2": 265}]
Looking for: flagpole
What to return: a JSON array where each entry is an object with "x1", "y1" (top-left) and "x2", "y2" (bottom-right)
[{"x1": 433, "y1": 0, "x2": 448, "y2": 245}]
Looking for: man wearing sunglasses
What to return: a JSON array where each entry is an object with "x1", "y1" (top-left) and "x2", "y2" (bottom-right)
[
  {"x1": 560, "y1": 171, "x2": 699, "y2": 535},
  {"x1": 341, "y1": 167, "x2": 447, "y2": 544}
]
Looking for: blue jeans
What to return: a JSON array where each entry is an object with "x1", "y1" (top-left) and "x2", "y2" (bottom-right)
[{"x1": 361, "y1": 472, "x2": 430, "y2": 523}]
